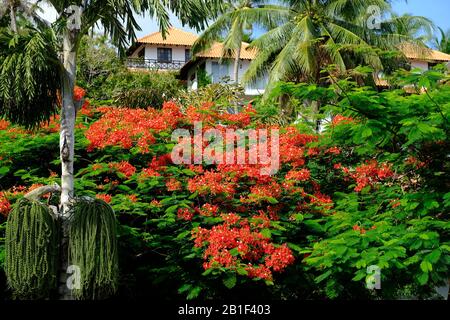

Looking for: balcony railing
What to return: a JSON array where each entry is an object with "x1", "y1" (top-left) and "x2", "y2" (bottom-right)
[{"x1": 127, "y1": 58, "x2": 186, "y2": 70}]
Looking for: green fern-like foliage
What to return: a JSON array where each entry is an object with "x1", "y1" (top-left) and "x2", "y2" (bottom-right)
[
  {"x1": 0, "y1": 28, "x2": 60, "y2": 129},
  {"x1": 5, "y1": 198, "x2": 58, "y2": 299},
  {"x1": 68, "y1": 198, "x2": 119, "y2": 300}
]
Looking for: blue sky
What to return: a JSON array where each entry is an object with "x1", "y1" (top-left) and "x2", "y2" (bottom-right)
[
  {"x1": 40, "y1": 0, "x2": 450, "y2": 41},
  {"x1": 130, "y1": 0, "x2": 450, "y2": 39}
]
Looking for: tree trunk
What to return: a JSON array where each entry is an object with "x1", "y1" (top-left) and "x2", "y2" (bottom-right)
[
  {"x1": 9, "y1": 3, "x2": 17, "y2": 33},
  {"x1": 233, "y1": 44, "x2": 242, "y2": 84},
  {"x1": 57, "y1": 29, "x2": 78, "y2": 300},
  {"x1": 311, "y1": 100, "x2": 321, "y2": 133}
]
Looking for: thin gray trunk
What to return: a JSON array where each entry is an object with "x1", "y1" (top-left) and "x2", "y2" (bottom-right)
[
  {"x1": 57, "y1": 29, "x2": 78, "y2": 300},
  {"x1": 232, "y1": 41, "x2": 242, "y2": 114},
  {"x1": 9, "y1": 4, "x2": 17, "y2": 33},
  {"x1": 233, "y1": 44, "x2": 242, "y2": 84},
  {"x1": 311, "y1": 100, "x2": 321, "y2": 133}
]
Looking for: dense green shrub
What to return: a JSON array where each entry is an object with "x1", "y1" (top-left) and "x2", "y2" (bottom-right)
[
  {"x1": 77, "y1": 34, "x2": 124, "y2": 98},
  {"x1": 0, "y1": 69, "x2": 448, "y2": 300},
  {"x1": 103, "y1": 71, "x2": 184, "y2": 108}
]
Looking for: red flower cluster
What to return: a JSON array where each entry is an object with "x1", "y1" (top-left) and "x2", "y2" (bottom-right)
[
  {"x1": 405, "y1": 156, "x2": 427, "y2": 169},
  {"x1": 244, "y1": 181, "x2": 282, "y2": 203},
  {"x1": 85, "y1": 102, "x2": 183, "y2": 152},
  {"x1": 74, "y1": 86, "x2": 86, "y2": 102},
  {"x1": 96, "y1": 194, "x2": 112, "y2": 203},
  {"x1": 332, "y1": 115, "x2": 354, "y2": 126},
  {"x1": 285, "y1": 168, "x2": 310, "y2": 181},
  {"x1": 0, "y1": 192, "x2": 11, "y2": 217},
  {"x1": 345, "y1": 160, "x2": 394, "y2": 192},
  {"x1": 178, "y1": 208, "x2": 194, "y2": 221},
  {"x1": 279, "y1": 128, "x2": 317, "y2": 166},
  {"x1": 109, "y1": 161, "x2": 136, "y2": 178},
  {"x1": 187, "y1": 171, "x2": 237, "y2": 196},
  {"x1": 199, "y1": 203, "x2": 219, "y2": 217},
  {"x1": 0, "y1": 120, "x2": 9, "y2": 130},
  {"x1": 166, "y1": 178, "x2": 182, "y2": 191},
  {"x1": 353, "y1": 224, "x2": 376, "y2": 234},
  {"x1": 192, "y1": 214, "x2": 295, "y2": 281},
  {"x1": 310, "y1": 192, "x2": 333, "y2": 208}
]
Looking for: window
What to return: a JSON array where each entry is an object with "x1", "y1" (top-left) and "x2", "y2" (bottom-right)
[
  {"x1": 157, "y1": 48, "x2": 172, "y2": 62},
  {"x1": 185, "y1": 49, "x2": 191, "y2": 62},
  {"x1": 211, "y1": 62, "x2": 230, "y2": 83}
]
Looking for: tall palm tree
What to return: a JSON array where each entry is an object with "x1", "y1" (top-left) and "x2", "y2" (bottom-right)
[
  {"x1": 0, "y1": 0, "x2": 45, "y2": 32},
  {"x1": 383, "y1": 13, "x2": 434, "y2": 43},
  {"x1": 433, "y1": 27, "x2": 450, "y2": 54},
  {"x1": 243, "y1": 0, "x2": 429, "y2": 89},
  {"x1": 191, "y1": 0, "x2": 281, "y2": 84},
  {"x1": 0, "y1": 0, "x2": 223, "y2": 299}
]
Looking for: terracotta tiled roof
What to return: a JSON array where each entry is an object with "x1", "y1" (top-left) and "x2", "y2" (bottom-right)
[
  {"x1": 196, "y1": 42, "x2": 258, "y2": 60},
  {"x1": 399, "y1": 43, "x2": 450, "y2": 62},
  {"x1": 136, "y1": 27, "x2": 198, "y2": 46}
]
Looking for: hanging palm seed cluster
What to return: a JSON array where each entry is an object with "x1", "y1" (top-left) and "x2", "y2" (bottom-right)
[
  {"x1": 5, "y1": 197, "x2": 118, "y2": 300},
  {"x1": 68, "y1": 198, "x2": 119, "y2": 300},
  {"x1": 5, "y1": 198, "x2": 58, "y2": 299}
]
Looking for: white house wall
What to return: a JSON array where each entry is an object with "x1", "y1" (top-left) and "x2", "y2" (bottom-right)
[
  {"x1": 144, "y1": 45, "x2": 189, "y2": 62},
  {"x1": 202, "y1": 59, "x2": 268, "y2": 95}
]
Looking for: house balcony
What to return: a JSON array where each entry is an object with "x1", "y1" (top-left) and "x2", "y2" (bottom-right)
[{"x1": 126, "y1": 58, "x2": 186, "y2": 71}]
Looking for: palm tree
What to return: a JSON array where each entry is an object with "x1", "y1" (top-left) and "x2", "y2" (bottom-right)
[
  {"x1": 191, "y1": 0, "x2": 280, "y2": 84},
  {"x1": 433, "y1": 27, "x2": 450, "y2": 54},
  {"x1": 0, "y1": 0, "x2": 45, "y2": 32},
  {"x1": 0, "y1": 0, "x2": 223, "y2": 299},
  {"x1": 243, "y1": 0, "x2": 430, "y2": 89},
  {"x1": 383, "y1": 13, "x2": 434, "y2": 43}
]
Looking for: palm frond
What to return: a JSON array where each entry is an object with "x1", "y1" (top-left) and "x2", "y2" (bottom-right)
[{"x1": 0, "y1": 27, "x2": 61, "y2": 128}]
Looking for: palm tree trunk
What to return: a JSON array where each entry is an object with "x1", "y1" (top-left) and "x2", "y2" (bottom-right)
[
  {"x1": 9, "y1": 3, "x2": 17, "y2": 33},
  {"x1": 57, "y1": 30, "x2": 77, "y2": 300},
  {"x1": 233, "y1": 44, "x2": 242, "y2": 84}
]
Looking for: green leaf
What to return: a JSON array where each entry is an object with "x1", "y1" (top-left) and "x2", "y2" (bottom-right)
[
  {"x1": 236, "y1": 267, "x2": 248, "y2": 276},
  {"x1": 315, "y1": 270, "x2": 332, "y2": 283},
  {"x1": 0, "y1": 166, "x2": 10, "y2": 177},
  {"x1": 187, "y1": 286, "x2": 202, "y2": 300},
  {"x1": 178, "y1": 284, "x2": 191, "y2": 294},
  {"x1": 223, "y1": 274, "x2": 237, "y2": 289},
  {"x1": 260, "y1": 229, "x2": 271, "y2": 238},
  {"x1": 362, "y1": 127, "x2": 372, "y2": 138},
  {"x1": 420, "y1": 260, "x2": 432, "y2": 273},
  {"x1": 287, "y1": 243, "x2": 303, "y2": 253},
  {"x1": 202, "y1": 268, "x2": 213, "y2": 276},
  {"x1": 352, "y1": 271, "x2": 367, "y2": 281},
  {"x1": 266, "y1": 197, "x2": 279, "y2": 204},
  {"x1": 165, "y1": 204, "x2": 179, "y2": 215},
  {"x1": 425, "y1": 249, "x2": 441, "y2": 264},
  {"x1": 417, "y1": 273, "x2": 429, "y2": 285},
  {"x1": 176, "y1": 230, "x2": 191, "y2": 240}
]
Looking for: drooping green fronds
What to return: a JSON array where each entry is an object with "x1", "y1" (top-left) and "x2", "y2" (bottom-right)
[
  {"x1": 0, "y1": 27, "x2": 61, "y2": 129},
  {"x1": 68, "y1": 198, "x2": 119, "y2": 300},
  {"x1": 5, "y1": 198, "x2": 58, "y2": 300}
]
